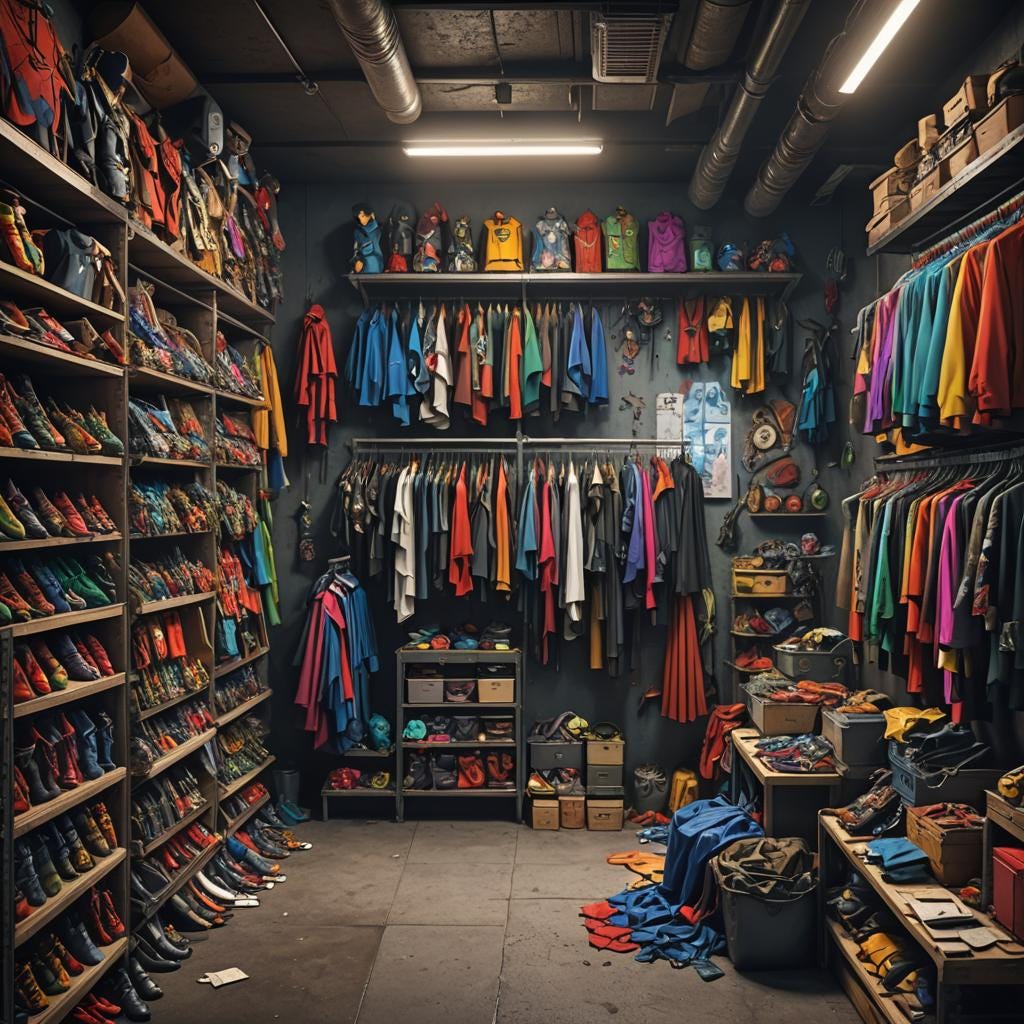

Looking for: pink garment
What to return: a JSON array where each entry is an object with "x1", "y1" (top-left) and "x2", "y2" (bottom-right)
[
  {"x1": 936, "y1": 495, "x2": 965, "y2": 720},
  {"x1": 640, "y1": 466, "x2": 657, "y2": 611},
  {"x1": 295, "y1": 591, "x2": 326, "y2": 732}
]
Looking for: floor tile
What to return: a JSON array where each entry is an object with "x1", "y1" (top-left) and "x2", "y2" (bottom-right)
[
  {"x1": 389, "y1": 861, "x2": 512, "y2": 925},
  {"x1": 407, "y1": 820, "x2": 518, "y2": 864},
  {"x1": 510, "y1": 857, "x2": 627, "y2": 900},
  {"x1": 357, "y1": 924, "x2": 504, "y2": 1024}
]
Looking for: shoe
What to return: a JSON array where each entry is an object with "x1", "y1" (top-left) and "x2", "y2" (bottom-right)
[
  {"x1": 69, "y1": 710, "x2": 105, "y2": 780},
  {"x1": 84, "y1": 634, "x2": 115, "y2": 675},
  {"x1": 15, "y1": 739, "x2": 60, "y2": 802},
  {"x1": 132, "y1": 936, "x2": 181, "y2": 973},
  {"x1": 74, "y1": 809, "x2": 111, "y2": 857},
  {"x1": 99, "y1": 888, "x2": 126, "y2": 938},
  {"x1": 47, "y1": 933, "x2": 85, "y2": 976},
  {"x1": 142, "y1": 917, "x2": 191, "y2": 959},
  {"x1": 128, "y1": 958, "x2": 163, "y2": 1000},
  {"x1": 30, "y1": 834, "x2": 63, "y2": 896},
  {"x1": 0, "y1": 197, "x2": 40, "y2": 273},
  {"x1": 13, "y1": 658, "x2": 33, "y2": 702},
  {"x1": 0, "y1": 488, "x2": 25, "y2": 539},
  {"x1": 84, "y1": 408, "x2": 124, "y2": 457},
  {"x1": 279, "y1": 798, "x2": 311, "y2": 822},
  {"x1": 527, "y1": 771, "x2": 555, "y2": 796},
  {"x1": 0, "y1": 571, "x2": 34, "y2": 619},
  {"x1": 43, "y1": 822, "x2": 78, "y2": 880},
  {"x1": 14, "y1": 838, "x2": 48, "y2": 905},
  {"x1": 30, "y1": 488, "x2": 71, "y2": 537},
  {"x1": 73, "y1": 495, "x2": 105, "y2": 533},
  {"x1": 0, "y1": 375, "x2": 38, "y2": 448},
  {"x1": 96, "y1": 711, "x2": 116, "y2": 770},
  {"x1": 4, "y1": 480, "x2": 47, "y2": 538},
  {"x1": 12, "y1": 376, "x2": 63, "y2": 449},
  {"x1": 15, "y1": 645, "x2": 50, "y2": 694},
  {"x1": 51, "y1": 632, "x2": 101, "y2": 681},
  {"x1": 60, "y1": 913, "x2": 104, "y2": 966},
  {"x1": 8, "y1": 559, "x2": 56, "y2": 615},
  {"x1": 59, "y1": 815, "x2": 96, "y2": 873},
  {"x1": 29, "y1": 638, "x2": 69, "y2": 688},
  {"x1": 14, "y1": 963, "x2": 49, "y2": 1014},
  {"x1": 83, "y1": 991, "x2": 122, "y2": 1018},
  {"x1": 53, "y1": 493, "x2": 92, "y2": 536},
  {"x1": 47, "y1": 401, "x2": 100, "y2": 455},
  {"x1": 89, "y1": 496, "x2": 118, "y2": 533}
]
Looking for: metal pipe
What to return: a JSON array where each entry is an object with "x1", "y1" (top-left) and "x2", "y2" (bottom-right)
[
  {"x1": 684, "y1": 0, "x2": 752, "y2": 71},
  {"x1": 325, "y1": 0, "x2": 422, "y2": 124},
  {"x1": 743, "y1": 0, "x2": 896, "y2": 218},
  {"x1": 687, "y1": 0, "x2": 809, "y2": 210}
]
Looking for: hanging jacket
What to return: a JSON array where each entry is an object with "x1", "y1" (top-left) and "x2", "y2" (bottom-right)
[
  {"x1": 678, "y1": 297, "x2": 709, "y2": 364},
  {"x1": 647, "y1": 212, "x2": 687, "y2": 273},
  {"x1": 574, "y1": 210, "x2": 602, "y2": 272},
  {"x1": 521, "y1": 306, "x2": 543, "y2": 415},
  {"x1": 506, "y1": 307, "x2": 524, "y2": 420},
  {"x1": 453, "y1": 303, "x2": 473, "y2": 408},
  {"x1": 602, "y1": 209, "x2": 639, "y2": 271},
  {"x1": 567, "y1": 304, "x2": 592, "y2": 403},
  {"x1": 252, "y1": 341, "x2": 287, "y2": 457},
  {"x1": 155, "y1": 134, "x2": 183, "y2": 240},
  {"x1": 472, "y1": 304, "x2": 493, "y2": 427},
  {"x1": 484, "y1": 215, "x2": 523, "y2": 271},
  {"x1": 385, "y1": 308, "x2": 414, "y2": 426},
  {"x1": 126, "y1": 108, "x2": 166, "y2": 231},
  {"x1": 589, "y1": 307, "x2": 608, "y2": 406},
  {"x1": 294, "y1": 304, "x2": 338, "y2": 445},
  {"x1": 420, "y1": 305, "x2": 451, "y2": 429}
]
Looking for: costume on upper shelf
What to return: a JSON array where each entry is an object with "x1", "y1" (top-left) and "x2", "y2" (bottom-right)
[
  {"x1": 574, "y1": 210, "x2": 603, "y2": 272},
  {"x1": 351, "y1": 202, "x2": 383, "y2": 274},
  {"x1": 531, "y1": 207, "x2": 572, "y2": 271},
  {"x1": 385, "y1": 202, "x2": 415, "y2": 272},
  {"x1": 647, "y1": 212, "x2": 687, "y2": 273},
  {"x1": 414, "y1": 202, "x2": 448, "y2": 272},
  {"x1": 483, "y1": 212, "x2": 523, "y2": 272},
  {"x1": 447, "y1": 215, "x2": 478, "y2": 272},
  {"x1": 603, "y1": 207, "x2": 640, "y2": 271}
]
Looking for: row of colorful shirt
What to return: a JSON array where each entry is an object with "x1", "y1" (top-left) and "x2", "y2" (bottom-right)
[
  {"x1": 837, "y1": 456, "x2": 1024, "y2": 723},
  {"x1": 343, "y1": 302, "x2": 609, "y2": 428},
  {"x1": 332, "y1": 450, "x2": 715, "y2": 723},
  {"x1": 852, "y1": 211, "x2": 1024, "y2": 442}
]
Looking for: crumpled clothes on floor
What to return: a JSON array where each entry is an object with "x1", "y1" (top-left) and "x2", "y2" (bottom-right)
[{"x1": 579, "y1": 796, "x2": 763, "y2": 965}]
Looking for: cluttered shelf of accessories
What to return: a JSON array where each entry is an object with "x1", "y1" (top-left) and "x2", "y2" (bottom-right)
[
  {"x1": 820, "y1": 815, "x2": 1024, "y2": 984},
  {"x1": 0, "y1": 119, "x2": 275, "y2": 326}
]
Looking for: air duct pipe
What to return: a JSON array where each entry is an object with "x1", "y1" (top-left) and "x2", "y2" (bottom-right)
[
  {"x1": 687, "y1": 0, "x2": 809, "y2": 210},
  {"x1": 684, "y1": 0, "x2": 752, "y2": 70},
  {"x1": 744, "y1": 0, "x2": 894, "y2": 217},
  {"x1": 326, "y1": 0, "x2": 422, "y2": 124}
]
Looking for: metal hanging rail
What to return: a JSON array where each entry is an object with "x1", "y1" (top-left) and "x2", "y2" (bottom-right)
[{"x1": 875, "y1": 439, "x2": 1024, "y2": 471}]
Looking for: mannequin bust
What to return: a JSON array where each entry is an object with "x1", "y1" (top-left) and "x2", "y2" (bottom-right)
[{"x1": 531, "y1": 206, "x2": 571, "y2": 271}]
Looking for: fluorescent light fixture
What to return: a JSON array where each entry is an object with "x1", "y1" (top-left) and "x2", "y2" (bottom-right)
[
  {"x1": 839, "y1": 0, "x2": 921, "y2": 94},
  {"x1": 404, "y1": 140, "x2": 603, "y2": 158}
]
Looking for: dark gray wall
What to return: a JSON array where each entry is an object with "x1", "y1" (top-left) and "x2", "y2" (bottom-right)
[{"x1": 265, "y1": 181, "x2": 883, "y2": 808}]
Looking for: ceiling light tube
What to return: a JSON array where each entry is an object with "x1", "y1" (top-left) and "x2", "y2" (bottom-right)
[
  {"x1": 404, "y1": 141, "x2": 603, "y2": 158},
  {"x1": 839, "y1": 0, "x2": 921, "y2": 94}
]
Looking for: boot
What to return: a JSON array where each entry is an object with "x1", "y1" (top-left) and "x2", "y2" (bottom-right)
[
  {"x1": 74, "y1": 810, "x2": 111, "y2": 857},
  {"x1": 105, "y1": 968, "x2": 151, "y2": 1021},
  {"x1": 131, "y1": 937, "x2": 181, "y2": 973},
  {"x1": 30, "y1": 834, "x2": 63, "y2": 896},
  {"x1": 60, "y1": 913, "x2": 104, "y2": 966},
  {"x1": 16, "y1": 645, "x2": 50, "y2": 695},
  {"x1": 96, "y1": 712, "x2": 116, "y2": 770},
  {"x1": 29, "y1": 638, "x2": 69, "y2": 688},
  {"x1": 68, "y1": 709, "x2": 104, "y2": 780},
  {"x1": 51, "y1": 632, "x2": 100, "y2": 681},
  {"x1": 92, "y1": 801, "x2": 118, "y2": 849},
  {"x1": 12, "y1": 658, "x2": 33, "y2": 702},
  {"x1": 14, "y1": 838, "x2": 48, "y2": 905},
  {"x1": 128, "y1": 958, "x2": 163, "y2": 1000},
  {"x1": 15, "y1": 740, "x2": 59, "y2": 802},
  {"x1": 86, "y1": 887, "x2": 113, "y2": 945},
  {"x1": 100, "y1": 888, "x2": 126, "y2": 938},
  {"x1": 59, "y1": 814, "x2": 96, "y2": 873},
  {"x1": 46, "y1": 933, "x2": 85, "y2": 976},
  {"x1": 43, "y1": 821, "x2": 79, "y2": 880},
  {"x1": 85, "y1": 633, "x2": 115, "y2": 676},
  {"x1": 14, "y1": 963, "x2": 48, "y2": 1014}
]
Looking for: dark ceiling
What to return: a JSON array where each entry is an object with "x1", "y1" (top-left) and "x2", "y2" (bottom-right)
[{"x1": 87, "y1": 0, "x2": 1018, "y2": 191}]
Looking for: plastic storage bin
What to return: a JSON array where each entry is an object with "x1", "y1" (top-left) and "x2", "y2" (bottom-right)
[
  {"x1": 821, "y1": 710, "x2": 886, "y2": 766},
  {"x1": 716, "y1": 878, "x2": 816, "y2": 969},
  {"x1": 528, "y1": 739, "x2": 583, "y2": 771},
  {"x1": 888, "y1": 742, "x2": 1003, "y2": 807},
  {"x1": 773, "y1": 638, "x2": 853, "y2": 683},
  {"x1": 744, "y1": 687, "x2": 821, "y2": 736}
]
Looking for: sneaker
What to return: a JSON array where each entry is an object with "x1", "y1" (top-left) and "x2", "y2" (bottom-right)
[
  {"x1": 52, "y1": 494, "x2": 91, "y2": 536},
  {"x1": 0, "y1": 572, "x2": 35, "y2": 620},
  {"x1": 0, "y1": 489, "x2": 25, "y2": 539},
  {"x1": 0, "y1": 374, "x2": 38, "y2": 449},
  {"x1": 84, "y1": 408, "x2": 124, "y2": 457},
  {"x1": 4, "y1": 480, "x2": 47, "y2": 538},
  {"x1": 11, "y1": 376, "x2": 63, "y2": 450},
  {"x1": 46, "y1": 401, "x2": 100, "y2": 455},
  {"x1": 31, "y1": 487, "x2": 72, "y2": 537}
]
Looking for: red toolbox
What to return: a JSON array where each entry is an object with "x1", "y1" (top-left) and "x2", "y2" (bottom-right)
[{"x1": 992, "y1": 847, "x2": 1024, "y2": 941}]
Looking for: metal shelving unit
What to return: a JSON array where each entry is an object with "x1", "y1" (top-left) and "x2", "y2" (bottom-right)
[{"x1": 394, "y1": 648, "x2": 524, "y2": 823}]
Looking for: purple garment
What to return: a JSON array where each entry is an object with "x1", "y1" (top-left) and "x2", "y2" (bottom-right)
[
  {"x1": 624, "y1": 463, "x2": 646, "y2": 583},
  {"x1": 647, "y1": 212, "x2": 687, "y2": 272},
  {"x1": 866, "y1": 289, "x2": 900, "y2": 432},
  {"x1": 936, "y1": 495, "x2": 965, "y2": 705}
]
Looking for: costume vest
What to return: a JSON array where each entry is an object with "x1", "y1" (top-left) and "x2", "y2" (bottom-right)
[
  {"x1": 353, "y1": 219, "x2": 383, "y2": 274},
  {"x1": 602, "y1": 210, "x2": 639, "y2": 270},
  {"x1": 573, "y1": 210, "x2": 602, "y2": 273},
  {"x1": 531, "y1": 210, "x2": 571, "y2": 270},
  {"x1": 647, "y1": 212, "x2": 687, "y2": 273},
  {"x1": 484, "y1": 217, "x2": 523, "y2": 271}
]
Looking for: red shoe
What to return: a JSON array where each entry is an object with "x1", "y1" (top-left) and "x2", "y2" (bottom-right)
[
  {"x1": 16, "y1": 645, "x2": 50, "y2": 695},
  {"x1": 160, "y1": 848, "x2": 180, "y2": 872},
  {"x1": 87, "y1": 888, "x2": 113, "y2": 945},
  {"x1": 84, "y1": 991, "x2": 121, "y2": 1016},
  {"x1": 72, "y1": 636, "x2": 101, "y2": 675},
  {"x1": 13, "y1": 766, "x2": 31, "y2": 813},
  {"x1": 0, "y1": 571, "x2": 34, "y2": 620},
  {"x1": 70, "y1": 1007, "x2": 110, "y2": 1024},
  {"x1": 13, "y1": 658, "x2": 33, "y2": 702},
  {"x1": 10, "y1": 565, "x2": 54, "y2": 617},
  {"x1": 100, "y1": 888, "x2": 125, "y2": 938},
  {"x1": 84, "y1": 634, "x2": 114, "y2": 675},
  {"x1": 88, "y1": 496, "x2": 117, "y2": 533},
  {"x1": 53, "y1": 492, "x2": 90, "y2": 536}
]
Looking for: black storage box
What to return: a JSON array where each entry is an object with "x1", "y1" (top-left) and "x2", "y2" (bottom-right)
[{"x1": 528, "y1": 739, "x2": 583, "y2": 771}]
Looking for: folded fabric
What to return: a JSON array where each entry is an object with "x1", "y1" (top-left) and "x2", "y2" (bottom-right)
[
  {"x1": 866, "y1": 838, "x2": 932, "y2": 882},
  {"x1": 883, "y1": 706, "x2": 945, "y2": 743}
]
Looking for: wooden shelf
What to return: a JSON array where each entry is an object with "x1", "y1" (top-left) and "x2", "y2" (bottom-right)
[
  {"x1": 130, "y1": 528, "x2": 211, "y2": 542},
  {"x1": 13, "y1": 767, "x2": 127, "y2": 838},
  {"x1": 133, "y1": 590, "x2": 215, "y2": 615},
  {"x1": 136, "y1": 686, "x2": 209, "y2": 721},
  {"x1": 0, "y1": 447, "x2": 122, "y2": 467},
  {"x1": 747, "y1": 512, "x2": 828, "y2": 519},
  {"x1": 723, "y1": 660, "x2": 771, "y2": 674},
  {"x1": 0, "y1": 332, "x2": 124, "y2": 377},
  {"x1": 127, "y1": 365, "x2": 213, "y2": 397},
  {"x1": 214, "y1": 388, "x2": 266, "y2": 408},
  {"x1": 215, "y1": 688, "x2": 272, "y2": 727},
  {"x1": 133, "y1": 729, "x2": 216, "y2": 786},
  {"x1": 1, "y1": 531, "x2": 122, "y2": 553},
  {"x1": 214, "y1": 461, "x2": 262, "y2": 473},
  {"x1": 222, "y1": 791, "x2": 269, "y2": 836},
  {"x1": 0, "y1": 260, "x2": 124, "y2": 323},
  {"x1": 14, "y1": 673, "x2": 125, "y2": 718},
  {"x1": 731, "y1": 728, "x2": 840, "y2": 786},
  {"x1": 349, "y1": 271, "x2": 802, "y2": 297},
  {"x1": 133, "y1": 455, "x2": 211, "y2": 470},
  {"x1": 129, "y1": 224, "x2": 274, "y2": 323},
  {"x1": 322, "y1": 788, "x2": 396, "y2": 797},
  {"x1": 8, "y1": 603, "x2": 124, "y2": 638},
  {"x1": 398, "y1": 648, "x2": 520, "y2": 662},
  {"x1": 729, "y1": 592, "x2": 804, "y2": 600},
  {"x1": 16, "y1": 848, "x2": 126, "y2": 948},
  {"x1": 139, "y1": 801, "x2": 212, "y2": 857},
  {"x1": 29, "y1": 937, "x2": 128, "y2": 1024},
  {"x1": 826, "y1": 918, "x2": 907, "y2": 1024},
  {"x1": 215, "y1": 645, "x2": 270, "y2": 678},
  {"x1": 340, "y1": 747, "x2": 394, "y2": 758},
  {"x1": 867, "y1": 122, "x2": 1024, "y2": 255},
  {"x1": 219, "y1": 755, "x2": 276, "y2": 799},
  {"x1": 134, "y1": 841, "x2": 222, "y2": 926}
]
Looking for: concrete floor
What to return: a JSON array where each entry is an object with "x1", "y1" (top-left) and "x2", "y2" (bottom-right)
[{"x1": 147, "y1": 819, "x2": 860, "y2": 1024}]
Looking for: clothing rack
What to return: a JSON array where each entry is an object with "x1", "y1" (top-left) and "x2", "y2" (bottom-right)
[
  {"x1": 912, "y1": 179, "x2": 1024, "y2": 268},
  {"x1": 875, "y1": 439, "x2": 1024, "y2": 471}
]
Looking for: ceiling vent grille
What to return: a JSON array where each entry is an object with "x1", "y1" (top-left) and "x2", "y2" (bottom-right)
[{"x1": 590, "y1": 12, "x2": 671, "y2": 84}]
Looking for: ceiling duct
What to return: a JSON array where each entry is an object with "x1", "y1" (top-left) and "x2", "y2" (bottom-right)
[
  {"x1": 591, "y1": 9, "x2": 673, "y2": 83},
  {"x1": 684, "y1": 0, "x2": 752, "y2": 70},
  {"x1": 744, "y1": 0, "x2": 900, "y2": 217},
  {"x1": 325, "y1": 0, "x2": 422, "y2": 124},
  {"x1": 687, "y1": 0, "x2": 809, "y2": 210}
]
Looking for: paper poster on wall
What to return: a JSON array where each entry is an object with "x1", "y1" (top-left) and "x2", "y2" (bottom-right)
[{"x1": 660, "y1": 381, "x2": 732, "y2": 499}]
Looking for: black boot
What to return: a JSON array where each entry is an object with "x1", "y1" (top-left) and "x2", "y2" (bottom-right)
[
  {"x1": 131, "y1": 937, "x2": 181, "y2": 974},
  {"x1": 128, "y1": 958, "x2": 163, "y2": 1000},
  {"x1": 106, "y1": 967, "x2": 151, "y2": 1022}
]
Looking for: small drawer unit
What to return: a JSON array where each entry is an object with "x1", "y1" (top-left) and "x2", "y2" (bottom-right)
[
  {"x1": 587, "y1": 798, "x2": 624, "y2": 831},
  {"x1": 529, "y1": 738, "x2": 583, "y2": 772},
  {"x1": 586, "y1": 764, "x2": 624, "y2": 791},
  {"x1": 477, "y1": 675, "x2": 515, "y2": 703},
  {"x1": 406, "y1": 676, "x2": 444, "y2": 704}
]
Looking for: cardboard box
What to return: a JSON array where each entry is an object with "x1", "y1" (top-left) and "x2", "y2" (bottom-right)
[
  {"x1": 976, "y1": 94, "x2": 1024, "y2": 155},
  {"x1": 866, "y1": 201, "x2": 909, "y2": 248},
  {"x1": 918, "y1": 113, "x2": 940, "y2": 150},
  {"x1": 530, "y1": 798, "x2": 559, "y2": 830},
  {"x1": 893, "y1": 138, "x2": 921, "y2": 169},
  {"x1": 943, "y1": 75, "x2": 989, "y2": 128},
  {"x1": 906, "y1": 805, "x2": 982, "y2": 886},
  {"x1": 946, "y1": 130, "x2": 978, "y2": 177},
  {"x1": 732, "y1": 568, "x2": 789, "y2": 596},
  {"x1": 587, "y1": 798, "x2": 624, "y2": 831},
  {"x1": 586, "y1": 739, "x2": 624, "y2": 765},
  {"x1": 908, "y1": 180, "x2": 925, "y2": 211},
  {"x1": 477, "y1": 676, "x2": 515, "y2": 703},
  {"x1": 744, "y1": 689, "x2": 821, "y2": 736},
  {"x1": 559, "y1": 795, "x2": 585, "y2": 829},
  {"x1": 406, "y1": 676, "x2": 444, "y2": 704},
  {"x1": 919, "y1": 162, "x2": 949, "y2": 205}
]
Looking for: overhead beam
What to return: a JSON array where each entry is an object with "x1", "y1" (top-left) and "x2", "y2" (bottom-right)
[{"x1": 201, "y1": 62, "x2": 741, "y2": 88}]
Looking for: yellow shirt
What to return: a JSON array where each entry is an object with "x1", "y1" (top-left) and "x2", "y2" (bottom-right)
[{"x1": 484, "y1": 217, "x2": 523, "y2": 271}]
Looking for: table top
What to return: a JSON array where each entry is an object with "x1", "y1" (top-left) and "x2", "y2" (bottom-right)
[{"x1": 731, "y1": 728, "x2": 841, "y2": 787}]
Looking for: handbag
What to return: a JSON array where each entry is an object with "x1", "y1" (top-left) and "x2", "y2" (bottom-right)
[{"x1": 451, "y1": 716, "x2": 481, "y2": 742}]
